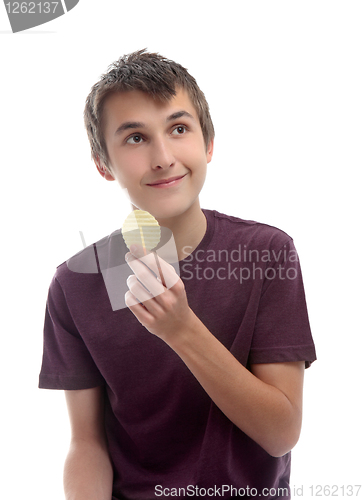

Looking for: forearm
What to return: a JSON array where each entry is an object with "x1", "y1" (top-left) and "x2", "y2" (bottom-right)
[
  {"x1": 63, "y1": 439, "x2": 113, "y2": 500},
  {"x1": 125, "y1": 256, "x2": 303, "y2": 457},
  {"x1": 167, "y1": 312, "x2": 301, "y2": 457}
]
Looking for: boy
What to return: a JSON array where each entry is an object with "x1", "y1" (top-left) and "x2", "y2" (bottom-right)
[{"x1": 39, "y1": 50, "x2": 316, "y2": 500}]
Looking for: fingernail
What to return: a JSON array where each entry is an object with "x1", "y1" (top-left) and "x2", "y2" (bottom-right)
[{"x1": 130, "y1": 244, "x2": 142, "y2": 257}]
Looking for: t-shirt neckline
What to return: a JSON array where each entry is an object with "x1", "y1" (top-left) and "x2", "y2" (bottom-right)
[{"x1": 178, "y1": 208, "x2": 215, "y2": 263}]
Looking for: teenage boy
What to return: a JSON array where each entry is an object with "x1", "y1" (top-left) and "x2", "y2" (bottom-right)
[{"x1": 39, "y1": 50, "x2": 316, "y2": 500}]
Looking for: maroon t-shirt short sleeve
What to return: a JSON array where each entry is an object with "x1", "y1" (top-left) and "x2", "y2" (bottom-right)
[
  {"x1": 40, "y1": 273, "x2": 105, "y2": 390},
  {"x1": 39, "y1": 209, "x2": 316, "y2": 500},
  {"x1": 248, "y1": 238, "x2": 315, "y2": 367}
]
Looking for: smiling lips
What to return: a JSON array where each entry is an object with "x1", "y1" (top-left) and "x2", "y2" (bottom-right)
[{"x1": 146, "y1": 174, "x2": 187, "y2": 188}]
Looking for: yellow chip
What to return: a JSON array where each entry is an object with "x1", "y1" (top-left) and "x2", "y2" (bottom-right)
[{"x1": 122, "y1": 210, "x2": 161, "y2": 253}]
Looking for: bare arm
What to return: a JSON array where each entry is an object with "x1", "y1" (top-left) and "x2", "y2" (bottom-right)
[
  {"x1": 125, "y1": 252, "x2": 305, "y2": 458},
  {"x1": 168, "y1": 314, "x2": 305, "y2": 457},
  {"x1": 64, "y1": 386, "x2": 113, "y2": 500}
]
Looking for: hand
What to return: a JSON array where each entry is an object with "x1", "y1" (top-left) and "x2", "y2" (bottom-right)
[{"x1": 125, "y1": 246, "x2": 194, "y2": 342}]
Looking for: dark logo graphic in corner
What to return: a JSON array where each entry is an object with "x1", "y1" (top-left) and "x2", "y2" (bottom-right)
[{"x1": 3, "y1": 0, "x2": 79, "y2": 33}]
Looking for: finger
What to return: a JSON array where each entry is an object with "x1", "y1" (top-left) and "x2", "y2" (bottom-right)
[
  {"x1": 126, "y1": 251, "x2": 179, "y2": 290},
  {"x1": 125, "y1": 291, "x2": 154, "y2": 323},
  {"x1": 153, "y1": 252, "x2": 166, "y2": 287},
  {"x1": 126, "y1": 275, "x2": 155, "y2": 304},
  {"x1": 124, "y1": 289, "x2": 140, "y2": 307},
  {"x1": 126, "y1": 258, "x2": 165, "y2": 297},
  {"x1": 126, "y1": 275, "x2": 166, "y2": 316},
  {"x1": 126, "y1": 254, "x2": 165, "y2": 297}
]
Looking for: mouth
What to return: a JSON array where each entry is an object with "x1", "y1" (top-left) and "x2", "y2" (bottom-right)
[{"x1": 146, "y1": 174, "x2": 187, "y2": 188}]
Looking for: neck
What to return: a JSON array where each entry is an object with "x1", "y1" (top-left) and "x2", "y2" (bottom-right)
[{"x1": 156, "y1": 202, "x2": 207, "y2": 261}]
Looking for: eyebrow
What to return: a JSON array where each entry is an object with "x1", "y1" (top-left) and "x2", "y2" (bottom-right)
[
  {"x1": 167, "y1": 110, "x2": 195, "y2": 122},
  {"x1": 114, "y1": 121, "x2": 145, "y2": 136},
  {"x1": 114, "y1": 110, "x2": 195, "y2": 136}
]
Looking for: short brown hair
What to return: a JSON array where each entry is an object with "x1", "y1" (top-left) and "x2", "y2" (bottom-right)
[{"x1": 84, "y1": 49, "x2": 215, "y2": 172}]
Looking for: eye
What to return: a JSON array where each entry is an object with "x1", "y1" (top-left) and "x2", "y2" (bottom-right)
[
  {"x1": 126, "y1": 134, "x2": 144, "y2": 144},
  {"x1": 171, "y1": 125, "x2": 187, "y2": 135}
]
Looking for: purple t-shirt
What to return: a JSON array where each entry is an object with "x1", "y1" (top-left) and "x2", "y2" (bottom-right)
[{"x1": 39, "y1": 209, "x2": 316, "y2": 500}]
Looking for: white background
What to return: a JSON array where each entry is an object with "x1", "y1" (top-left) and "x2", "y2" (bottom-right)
[{"x1": 1, "y1": 1, "x2": 362, "y2": 498}]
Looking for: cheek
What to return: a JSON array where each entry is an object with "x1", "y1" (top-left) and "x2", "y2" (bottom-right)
[
  {"x1": 195, "y1": 166, "x2": 207, "y2": 190},
  {"x1": 180, "y1": 143, "x2": 206, "y2": 169},
  {"x1": 190, "y1": 150, "x2": 208, "y2": 179},
  {"x1": 110, "y1": 156, "x2": 144, "y2": 188}
]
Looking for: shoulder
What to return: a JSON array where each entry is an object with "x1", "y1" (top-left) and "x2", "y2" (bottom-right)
[
  {"x1": 52, "y1": 245, "x2": 99, "y2": 289},
  {"x1": 204, "y1": 209, "x2": 293, "y2": 252},
  {"x1": 51, "y1": 229, "x2": 122, "y2": 289},
  {"x1": 58, "y1": 229, "x2": 124, "y2": 271}
]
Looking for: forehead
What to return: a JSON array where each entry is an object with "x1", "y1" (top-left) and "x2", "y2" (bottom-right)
[{"x1": 102, "y1": 88, "x2": 199, "y2": 136}]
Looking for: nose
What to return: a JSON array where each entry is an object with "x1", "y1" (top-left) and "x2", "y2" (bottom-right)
[{"x1": 150, "y1": 136, "x2": 175, "y2": 170}]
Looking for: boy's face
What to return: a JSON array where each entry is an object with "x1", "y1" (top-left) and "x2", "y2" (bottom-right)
[{"x1": 99, "y1": 88, "x2": 213, "y2": 221}]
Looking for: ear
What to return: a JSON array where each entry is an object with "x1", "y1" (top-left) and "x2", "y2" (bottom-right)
[
  {"x1": 206, "y1": 139, "x2": 214, "y2": 164},
  {"x1": 94, "y1": 156, "x2": 115, "y2": 181}
]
